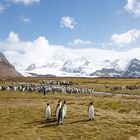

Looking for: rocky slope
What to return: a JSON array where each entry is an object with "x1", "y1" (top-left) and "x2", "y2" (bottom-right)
[
  {"x1": 0, "y1": 52, "x2": 21, "y2": 78},
  {"x1": 122, "y1": 59, "x2": 140, "y2": 77}
]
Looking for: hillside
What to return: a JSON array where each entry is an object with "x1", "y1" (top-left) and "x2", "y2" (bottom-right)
[{"x1": 0, "y1": 52, "x2": 21, "y2": 78}]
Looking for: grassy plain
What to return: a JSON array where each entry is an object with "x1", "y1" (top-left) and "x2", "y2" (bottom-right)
[{"x1": 0, "y1": 77, "x2": 140, "y2": 140}]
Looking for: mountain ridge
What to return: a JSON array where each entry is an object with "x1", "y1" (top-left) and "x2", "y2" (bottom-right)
[
  {"x1": 21, "y1": 57, "x2": 140, "y2": 77},
  {"x1": 0, "y1": 52, "x2": 22, "y2": 78}
]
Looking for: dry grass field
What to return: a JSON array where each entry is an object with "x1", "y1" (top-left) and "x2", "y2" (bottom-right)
[{"x1": 0, "y1": 77, "x2": 140, "y2": 140}]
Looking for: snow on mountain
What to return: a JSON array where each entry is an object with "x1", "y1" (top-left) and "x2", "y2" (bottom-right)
[
  {"x1": 2, "y1": 34, "x2": 140, "y2": 77},
  {"x1": 3, "y1": 47, "x2": 139, "y2": 77},
  {"x1": 102, "y1": 59, "x2": 129, "y2": 71},
  {"x1": 21, "y1": 56, "x2": 136, "y2": 77},
  {"x1": 123, "y1": 58, "x2": 140, "y2": 77},
  {"x1": 61, "y1": 57, "x2": 94, "y2": 75},
  {"x1": 90, "y1": 68, "x2": 123, "y2": 77},
  {"x1": 23, "y1": 57, "x2": 93, "y2": 76},
  {"x1": 26, "y1": 64, "x2": 36, "y2": 71}
]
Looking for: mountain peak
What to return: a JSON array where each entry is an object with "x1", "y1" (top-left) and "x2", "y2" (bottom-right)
[
  {"x1": 26, "y1": 64, "x2": 36, "y2": 71},
  {"x1": 76, "y1": 57, "x2": 87, "y2": 61},
  {"x1": 131, "y1": 58, "x2": 140, "y2": 63},
  {"x1": 0, "y1": 52, "x2": 22, "y2": 78},
  {"x1": 123, "y1": 58, "x2": 140, "y2": 77}
]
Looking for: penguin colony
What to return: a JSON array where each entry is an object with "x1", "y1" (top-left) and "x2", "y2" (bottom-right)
[
  {"x1": 0, "y1": 80, "x2": 94, "y2": 94},
  {"x1": 0, "y1": 80, "x2": 95, "y2": 125}
]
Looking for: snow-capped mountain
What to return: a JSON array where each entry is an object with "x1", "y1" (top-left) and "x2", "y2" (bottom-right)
[
  {"x1": 26, "y1": 64, "x2": 36, "y2": 71},
  {"x1": 61, "y1": 57, "x2": 94, "y2": 75},
  {"x1": 22, "y1": 57, "x2": 128, "y2": 77},
  {"x1": 24, "y1": 57, "x2": 94, "y2": 76},
  {"x1": 19, "y1": 56, "x2": 140, "y2": 77},
  {"x1": 90, "y1": 68, "x2": 123, "y2": 77},
  {"x1": 89, "y1": 59, "x2": 128, "y2": 77},
  {"x1": 122, "y1": 59, "x2": 140, "y2": 77}
]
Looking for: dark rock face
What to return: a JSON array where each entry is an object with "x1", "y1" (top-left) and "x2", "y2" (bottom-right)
[
  {"x1": 28, "y1": 73, "x2": 56, "y2": 77},
  {"x1": 0, "y1": 52, "x2": 21, "y2": 78},
  {"x1": 122, "y1": 59, "x2": 140, "y2": 77},
  {"x1": 26, "y1": 64, "x2": 36, "y2": 71},
  {"x1": 90, "y1": 68, "x2": 123, "y2": 77}
]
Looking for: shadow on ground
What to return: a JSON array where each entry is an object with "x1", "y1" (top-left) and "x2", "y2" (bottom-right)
[{"x1": 24, "y1": 117, "x2": 94, "y2": 128}]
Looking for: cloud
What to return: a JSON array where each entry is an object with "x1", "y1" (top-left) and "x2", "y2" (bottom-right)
[
  {"x1": 21, "y1": 17, "x2": 31, "y2": 23},
  {"x1": 0, "y1": 3, "x2": 5, "y2": 13},
  {"x1": 124, "y1": 0, "x2": 140, "y2": 17},
  {"x1": 1, "y1": 31, "x2": 140, "y2": 72},
  {"x1": 61, "y1": 16, "x2": 76, "y2": 29},
  {"x1": 10, "y1": 0, "x2": 40, "y2": 5},
  {"x1": 8, "y1": 32, "x2": 20, "y2": 43},
  {"x1": 111, "y1": 29, "x2": 140, "y2": 45},
  {"x1": 68, "y1": 38, "x2": 94, "y2": 46},
  {"x1": 0, "y1": 0, "x2": 40, "y2": 13}
]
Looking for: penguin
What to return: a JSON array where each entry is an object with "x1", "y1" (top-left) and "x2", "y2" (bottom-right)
[
  {"x1": 57, "y1": 104, "x2": 64, "y2": 125},
  {"x1": 43, "y1": 87, "x2": 46, "y2": 96},
  {"x1": 58, "y1": 99, "x2": 62, "y2": 108},
  {"x1": 88, "y1": 102, "x2": 94, "y2": 120},
  {"x1": 44, "y1": 103, "x2": 51, "y2": 120},
  {"x1": 63, "y1": 101, "x2": 67, "y2": 118},
  {"x1": 56, "y1": 103, "x2": 61, "y2": 120}
]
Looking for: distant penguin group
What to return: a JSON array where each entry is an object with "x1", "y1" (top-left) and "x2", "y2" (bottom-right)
[{"x1": 44, "y1": 100, "x2": 94, "y2": 125}]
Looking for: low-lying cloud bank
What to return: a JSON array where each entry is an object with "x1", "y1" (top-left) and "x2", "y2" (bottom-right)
[{"x1": 0, "y1": 32, "x2": 140, "y2": 72}]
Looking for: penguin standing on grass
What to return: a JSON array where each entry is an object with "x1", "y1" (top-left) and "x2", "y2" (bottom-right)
[
  {"x1": 88, "y1": 102, "x2": 95, "y2": 120},
  {"x1": 57, "y1": 104, "x2": 64, "y2": 125},
  {"x1": 56, "y1": 103, "x2": 61, "y2": 120},
  {"x1": 63, "y1": 101, "x2": 67, "y2": 118},
  {"x1": 44, "y1": 103, "x2": 51, "y2": 120}
]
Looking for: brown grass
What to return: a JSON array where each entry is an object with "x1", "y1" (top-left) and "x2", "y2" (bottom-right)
[
  {"x1": 0, "y1": 91, "x2": 140, "y2": 140},
  {"x1": 0, "y1": 77, "x2": 140, "y2": 140}
]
